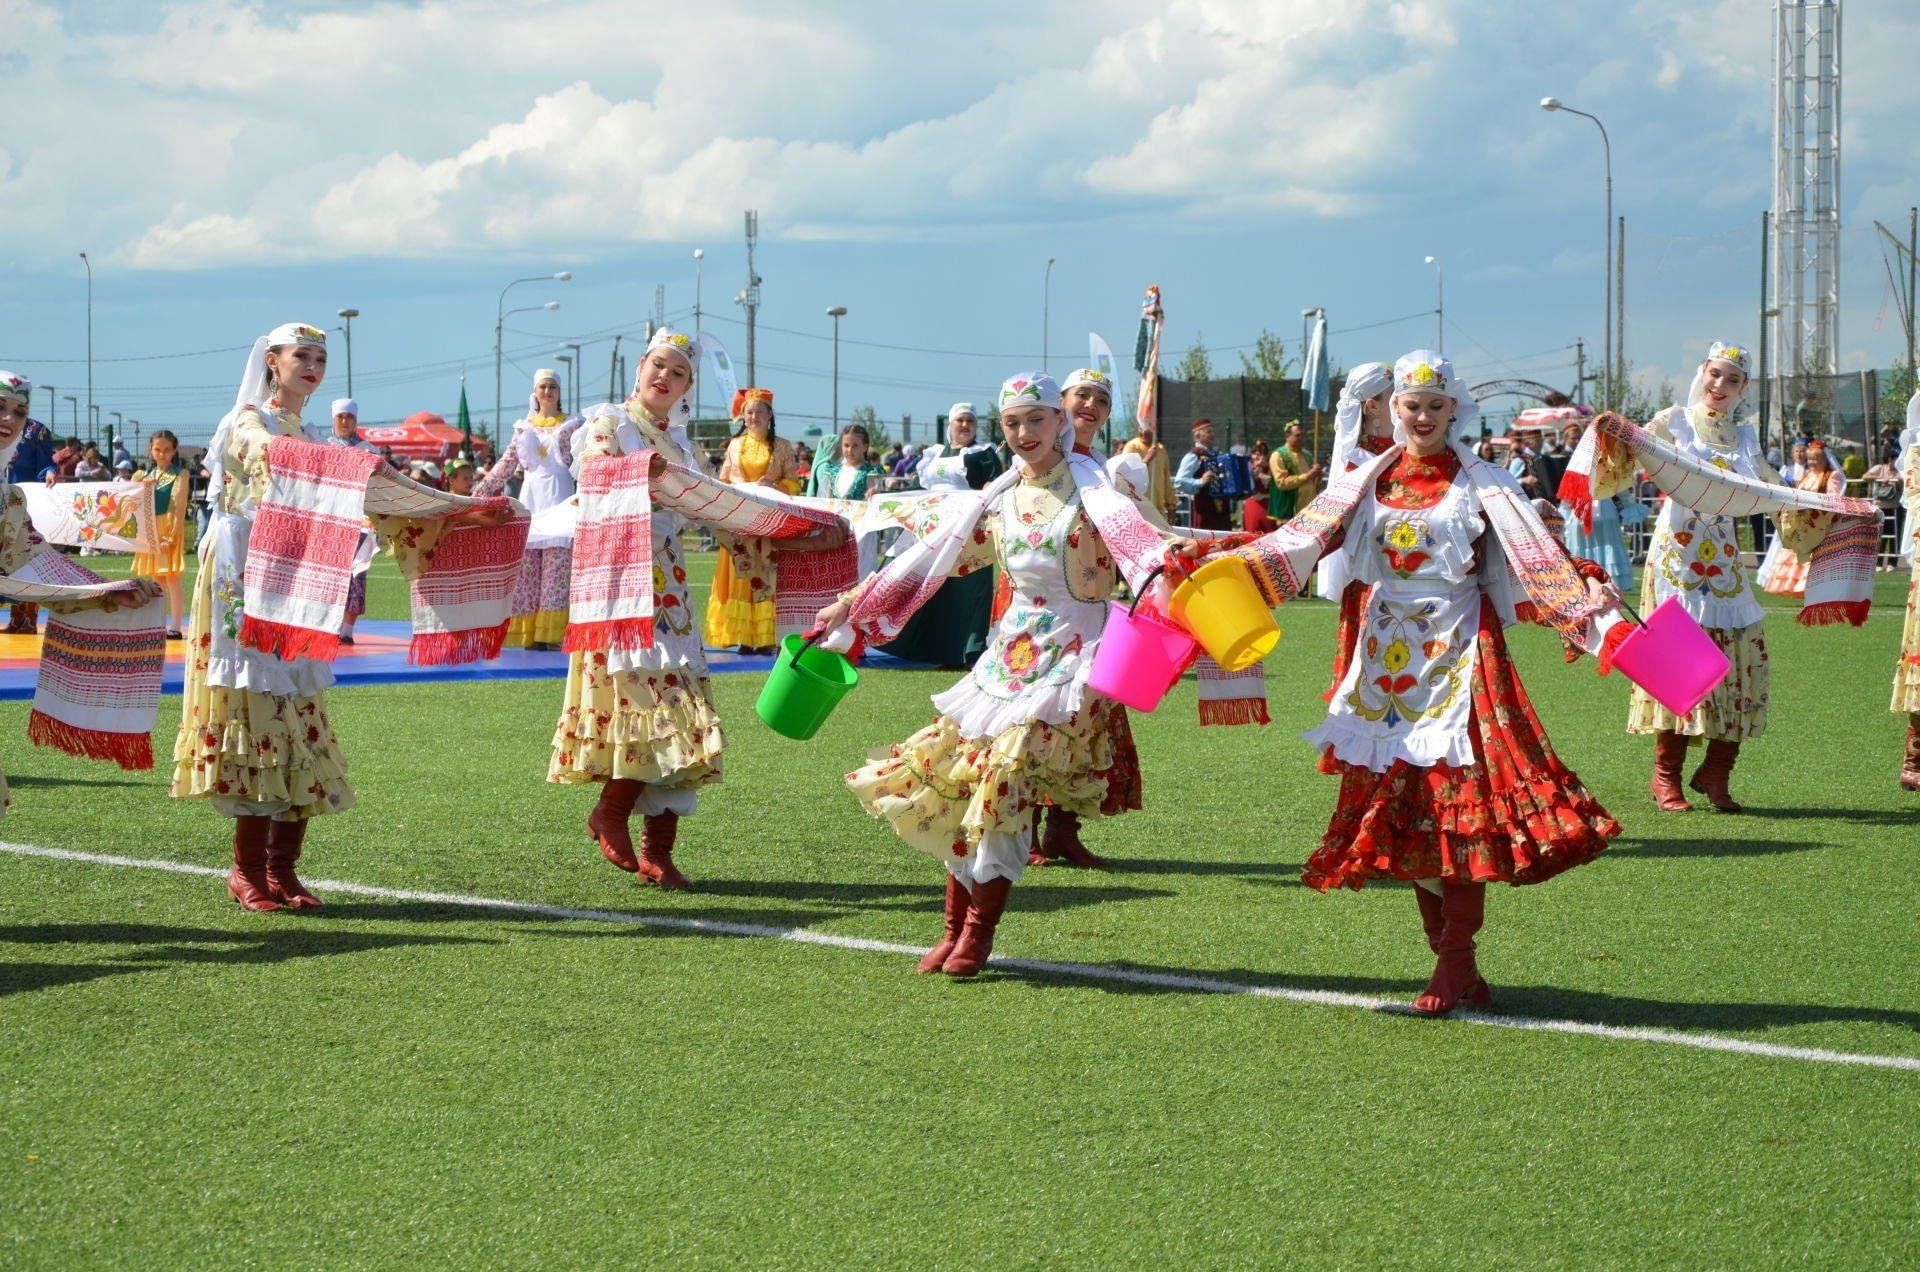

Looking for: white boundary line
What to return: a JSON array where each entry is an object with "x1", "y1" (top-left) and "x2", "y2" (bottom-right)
[{"x1": 4, "y1": 840, "x2": 1917, "y2": 1074}]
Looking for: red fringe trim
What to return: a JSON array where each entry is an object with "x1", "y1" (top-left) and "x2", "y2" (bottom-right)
[
  {"x1": 560, "y1": 616, "x2": 656, "y2": 653},
  {"x1": 1595, "y1": 620, "x2": 1634, "y2": 677},
  {"x1": 239, "y1": 614, "x2": 341, "y2": 663},
  {"x1": 1797, "y1": 599, "x2": 1871, "y2": 628},
  {"x1": 1557, "y1": 471, "x2": 1594, "y2": 533},
  {"x1": 408, "y1": 622, "x2": 509, "y2": 667},
  {"x1": 1198, "y1": 697, "x2": 1270, "y2": 727},
  {"x1": 28, "y1": 709, "x2": 153, "y2": 771}
]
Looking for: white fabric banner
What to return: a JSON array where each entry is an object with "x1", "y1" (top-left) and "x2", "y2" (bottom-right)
[{"x1": 21, "y1": 480, "x2": 156, "y2": 552}]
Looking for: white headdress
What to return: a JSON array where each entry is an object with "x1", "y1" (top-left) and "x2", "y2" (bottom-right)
[
  {"x1": 206, "y1": 323, "x2": 327, "y2": 502},
  {"x1": 528, "y1": 367, "x2": 566, "y2": 420},
  {"x1": 1390, "y1": 349, "x2": 1480, "y2": 462},
  {"x1": 331, "y1": 397, "x2": 358, "y2": 419},
  {"x1": 948, "y1": 401, "x2": 976, "y2": 420},
  {"x1": 1685, "y1": 340, "x2": 1754, "y2": 419},
  {"x1": 998, "y1": 371, "x2": 1062, "y2": 414},
  {"x1": 0, "y1": 370, "x2": 30, "y2": 405},
  {"x1": 1329, "y1": 360, "x2": 1392, "y2": 478},
  {"x1": 1061, "y1": 367, "x2": 1114, "y2": 400}
]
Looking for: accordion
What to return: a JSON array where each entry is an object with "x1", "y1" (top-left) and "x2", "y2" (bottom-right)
[{"x1": 1214, "y1": 452, "x2": 1254, "y2": 499}]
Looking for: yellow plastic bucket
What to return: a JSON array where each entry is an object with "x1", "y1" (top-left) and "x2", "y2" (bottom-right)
[{"x1": 1169, "y1": 556, "x2": 1281, "y2": 672}]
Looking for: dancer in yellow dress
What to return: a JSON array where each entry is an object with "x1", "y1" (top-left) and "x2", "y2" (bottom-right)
[
  {"x1": 130, "y1": 430, "x2": 191, "y2": 638},
  {"x1": 703, "y1": 387, "x2": 798, "y2": 653}
]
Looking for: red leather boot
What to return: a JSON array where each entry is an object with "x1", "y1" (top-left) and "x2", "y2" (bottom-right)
[
  {"x1": 1689, "y1": 739, "x2": 1744, "y2": 812},
  {"x1": 586, "y1": 779, "x2": 643, "y2": 873},
  {"x1": 1650, "y1": 730, "x2": 1693, "y2": 812},
  {"x1": 227, "y1": 816, "x2": 279, "y2": 912},
  {"x1": 943, "y1": 877, "x2": 1013, "y2": 978},
  {"x1": 1026, "y1": 806, "x2": 1048, "y2": 867},
  {"x1": 264, "y1": 819, "x2": 322, "y2": 909},
  {"x1": 639, "y1": 811, "x2": 691, "y2": 890},
  {"x1": 1040, "y1": 809, "x2": 1109, "y2": 869},
  {"x1": 1413, "y1": 881, "x2": 1486, "y2": 1017},
  {"x1": 917, "y1": 874, "x2": 972, "y2": 974},
  {"x1": 1415, "y1": 884, "x2": 1492, "y2": 1009},
  {"x1": 1901, "y1": 715, "x2": 1920, "y2": 793}
]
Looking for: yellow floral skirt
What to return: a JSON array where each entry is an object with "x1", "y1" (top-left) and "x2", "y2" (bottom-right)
[
  {"x1": 702, "y1": 540, "x2": 777, "y2": 648},
  {"x1": 846, "y1": 706, "x2": 1113, "y2": 870},
  {"x1": 1894, "y1": 564, "x2": 1920, "y2": 713},
  {"x1": 548, "y1": 652, "x2": 725, "y2": 786},
  {"x1": 1627, "y1": 621, "x2": 1769, "y2": 741}
]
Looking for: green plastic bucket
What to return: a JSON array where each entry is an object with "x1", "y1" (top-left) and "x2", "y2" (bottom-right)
[{"x1": 755, "y1": 633, "x2": 860, "y2": 740}]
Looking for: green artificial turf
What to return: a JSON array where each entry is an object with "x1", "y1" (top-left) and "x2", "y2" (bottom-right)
[{"x1": 0, "y1": 554, "x2": 1915, "y2": 1267}]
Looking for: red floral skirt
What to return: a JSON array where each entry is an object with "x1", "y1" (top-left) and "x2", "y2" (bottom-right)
[
  {"x1": 1087, "y1": 694, "x2": 1143, "y2": 815},
  {"x1": 1304, "y1": 599, "x2": 1619, "y2": 891}
]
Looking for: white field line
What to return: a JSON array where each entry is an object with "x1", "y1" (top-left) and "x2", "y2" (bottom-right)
[{"x1": 4, "y1": 840, "x2": 1917, "y2": 1075}]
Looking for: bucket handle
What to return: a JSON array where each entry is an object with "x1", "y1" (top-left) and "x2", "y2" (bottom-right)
[
  {"x1": 1126, "y1": 564, "x2": 1168, "y2": 618},
  {"x1": 788, "y1": 631, "x2": 824, "y2": 672}
]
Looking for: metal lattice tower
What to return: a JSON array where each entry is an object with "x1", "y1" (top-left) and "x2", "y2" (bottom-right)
[{"x1": 1770, "y1": 0, "x2": 1842, "y2": 380}]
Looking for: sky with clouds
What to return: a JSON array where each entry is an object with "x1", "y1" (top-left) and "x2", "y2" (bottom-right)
[{"x1": 2, "y1": 0, "x2": 1917, "y2": 444}]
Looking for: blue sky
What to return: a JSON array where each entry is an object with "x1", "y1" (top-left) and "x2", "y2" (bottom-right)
[{"x1": 3, "y1": 0, "x2": 1917, "y2": 447}]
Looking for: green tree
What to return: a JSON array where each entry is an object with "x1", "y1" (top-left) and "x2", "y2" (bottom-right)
[
  {"x1": 1879, "y1": 364, "x2": 1916, "y2": 432},
  {"x1": 1238, "y1": 328, "x2": 1294, "y2": 381},
  {"x1": 1175, "y1": 334, "x2": 1214, "y2": 382}
]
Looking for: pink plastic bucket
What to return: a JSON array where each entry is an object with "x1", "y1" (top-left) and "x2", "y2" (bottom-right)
[
  {"x1": 1087, "y1": 599, "x2": 1199, "y2": 713},
  {"x1": 1608, "y1": 596, "x2": 1732, "y2": 718}
]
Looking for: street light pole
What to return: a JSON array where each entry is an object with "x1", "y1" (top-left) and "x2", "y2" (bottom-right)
[
  {"x1": 826, "y1": 306, "x2": 848, "y2": 430},
  {"x1": 554, "y1": 354, "x2": 573, "y2": 412},
  {"x1": 563, "y1": 343, "x2": 583, "y2": 414},
  {"x1": 1424, "y1": 256, "x2": 1444, "y2": 351},
  {"x1": 1541, "y1": 97, "x2": 1613, "y2": 406},
  {"x1": 497, "y1": 270, "x2": 571, "y2": 449},
  {"x1": 61, "y1": 396, "x2": 76, "y2": 444},
  {"x1": 337, "y1": 308, "x2": 359, "y2": 395},
  {"x1": 1043, "y1": 257, "x2": 1056, "y2": 374},
  {"x1": 693, "y1": 248, "x2": 704, "y2": 420},
  {"x1": 78, "y1": 253, "x2": 91, "y2": 452}
]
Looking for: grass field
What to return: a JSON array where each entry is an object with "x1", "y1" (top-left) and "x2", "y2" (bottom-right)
[{"x1": 1, "y1": 553, "x2": 1916, "y2": 1266}]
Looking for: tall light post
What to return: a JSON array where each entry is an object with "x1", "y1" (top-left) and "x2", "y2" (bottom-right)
[
  {"x1": 89, "y1": 405, "x2": 99, "y2": 444},
  {"x1": 1424, "y1": 256, "x2": 1444, "y2": 351},
  {"x1": 78, "y1": 253, "x2": 91, "y2": 452},
  {"x1": 40, "y1": 385, "x2": 53, "y2": 433},
  {"x1": 493, "y1": 299, "x2": 560, "y2": 448},
  {"x1": 337, "y1": 308, "x2": 359, "y2": 395},
  {"x1": 692, "y1": 248, "x2": 704, "y2": 421},
  {"x1": 1541, "y1": 96, "x2": 1613, "y2": 406},
  {"x1": 61, "y1": 396, "x2": 76, "y2": 443},
  {"x1": 496, "y1": 270, "x2": 571, "y2": 446},
  {"x1": 826, "y1": 306, "x2": 848, "y2": 429},
  {"x1": 553, "y1": 353, "x2": 574, "y2": 412},
  {"x1": 1042, "y1": 257, "x2": 1056, "y2": 374},
  {"x1": 109, "y1": 412, "x2": 123, "y2": 457},
  {"x1": 128, "y1": 419, "x2": 141, "y2": 452},
  {"x1": 562, "y1": 342, "x2": 583, "y2": 414}
]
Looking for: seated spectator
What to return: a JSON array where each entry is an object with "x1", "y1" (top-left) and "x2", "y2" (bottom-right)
[
  {"x1": 50, "y1": 436, "x2": 81, "y2": 481},
  {"x1": 74, "y1": 442, "x2": 108, "y2": 481}
]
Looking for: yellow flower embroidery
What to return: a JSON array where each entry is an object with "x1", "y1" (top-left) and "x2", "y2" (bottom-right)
[
  {"x1": 1409, "y1": 362, "x2": 1439, "y2": 386},
  {"x1": 1383, "y1": 640, "x2": 1411, "y2": 673},
  {"x1": 1387, "y1": 522, "x2": 1421, "y2": 550}
]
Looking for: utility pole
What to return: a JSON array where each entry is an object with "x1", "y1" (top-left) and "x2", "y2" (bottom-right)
[
  {"x1": 1759, "y1": 210, "x2": 1774, "y2": 442},
  {"x1": 78, "y1": 253, "x2": 92, "y2": 453},
  {"x1": 609, "y1": 335, "x2": 622, "y2": 405},
  {"x1": 737, "y1": 211, "x2": 762, "y2": 386},
  {"x1": 1043, "y1": 257, "x2": 1055, "y2": 374},
  {"x1": 692, "y1": 248, "x2": 704, "y2": 419},
  {"x1": 337, "y1": 308, "x2": 359, "y2": 395},
  {"x1": 1616, "y1": 216, "x2": 1627, "y2": 404},
  {"x1": 1574, "y1": 338, "x2": 1587, "y2": 407},
  {"x1": 1910, "y1": 206, "x2": 1918, "y2": 378}
]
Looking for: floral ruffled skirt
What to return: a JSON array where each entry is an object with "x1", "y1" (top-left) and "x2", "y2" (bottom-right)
[
  {"x1": 1305, "y1": 606, "x2": 1617, "y2": 890},
  {"x1": 1895, "y1": 562, "x2": 1920, "y2": 713},
  {"x1": 507, "y1": 544, "x2": 571, "y2": 646},
  {"x1": 548, "y1": 652, "x2": 724, "y2": 787},
  {"x1": 847, "y1": 702, "x2": 1114, "y2": 870}
]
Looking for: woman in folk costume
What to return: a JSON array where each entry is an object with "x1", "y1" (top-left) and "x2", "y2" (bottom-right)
[
  {"x1": 472, "y1": 368, "x2": 583, "y2": 649},
  {"x1": 880, "y1": 403, "x2": 1003, "y2": 668},
  {"x1": 1027, "y1": 365, "x2": 1142, "y2": 869},
  {"x1": 170, "y1": 325, "x2": 503, "y2": 911},
  {"x1": 703, "y1": 386, "x2": 799, "y2": 654},
  {"x1": 1558, "y1": 461, "x2": 1636, "y2": 597},
  {"x1": 323, "y1": 399, "x2": 377, "y2": 645},
  {"x1": 1756, "y1": 440, "x2": 1847, "y2": 597},
  {"x1": 814, "y1": 372, "x2": 1177, "y2": 977},
  {"x1": 556, "y1": 328, "x2": 726, "y2": 890},
  {"x1": 1313, "y1": 361, "x2": 1396, "y2": 705},
  {"x1": 1203, "y1": 351, "x2": 1627, "y2": 1017},
  {"x1": 1619, "y1": 342, "x2": 1782, "y2": 813},
  {"x1": 1893, "y1": 392, "x2": 1920, "y2": 791},
  {"x1": 0, "y1": 372, "x2": 165, "y2": 813},
  {"x1": 131, "y1": 428, "x2": 191, "y2": 638}
]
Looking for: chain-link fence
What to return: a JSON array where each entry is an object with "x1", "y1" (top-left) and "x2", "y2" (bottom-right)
[
  {"x1": 1757, "y1": 369, "x2": 1882, "y2": 465},
  {"x1": 1149, "y1": 375, "x2": 1349, "y2": 455}
]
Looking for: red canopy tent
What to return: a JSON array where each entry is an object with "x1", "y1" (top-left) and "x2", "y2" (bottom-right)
[{"x1": 357, "y1": 412, "x2": 467, "y2": 460}]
